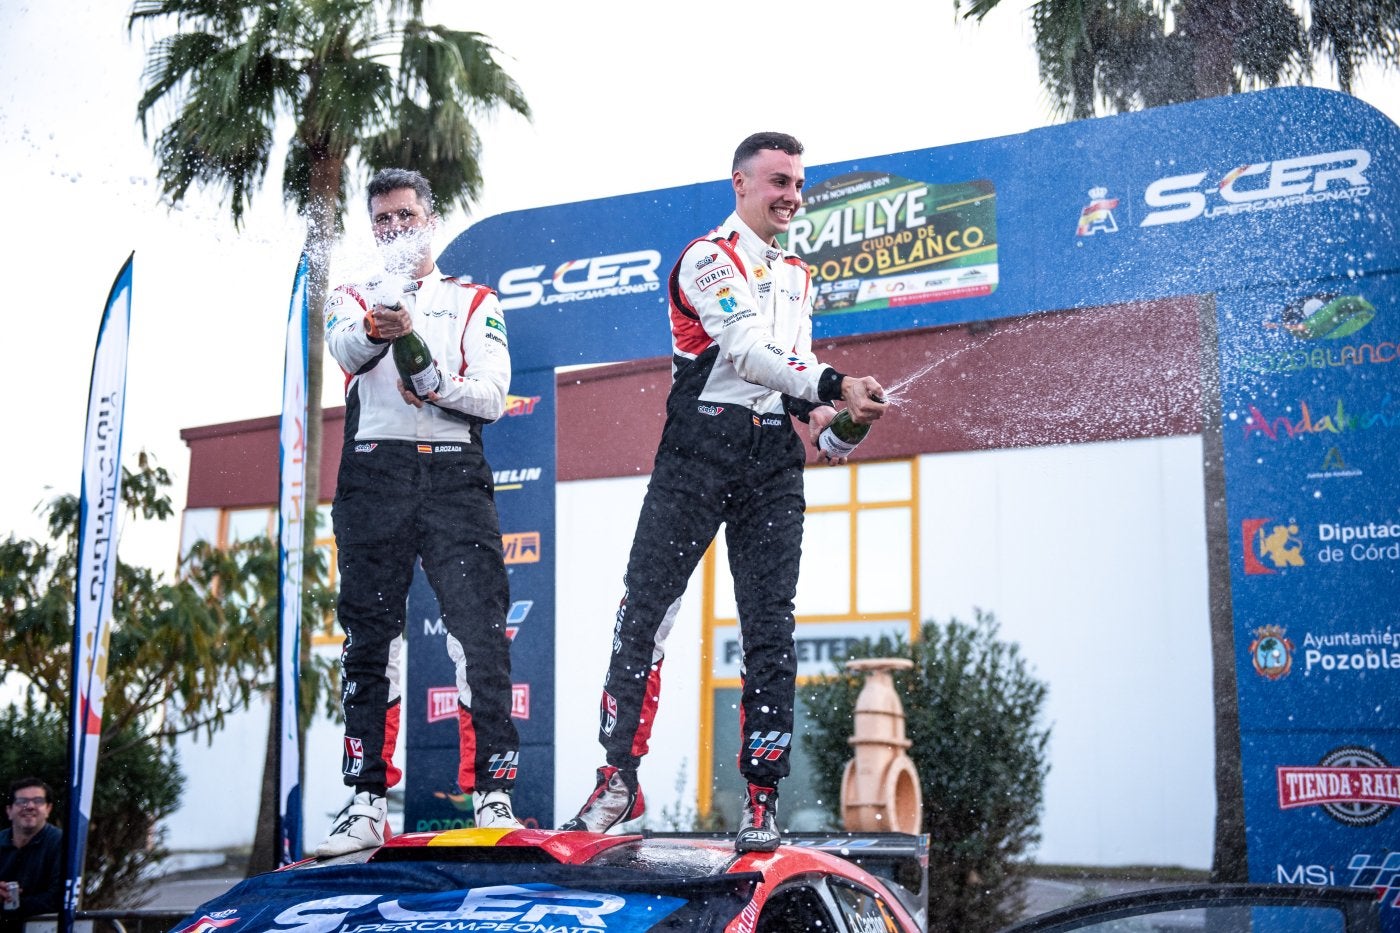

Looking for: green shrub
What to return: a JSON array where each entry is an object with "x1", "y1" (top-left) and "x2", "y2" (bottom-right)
[{"x1": 801, "y1": 610, "x2": 1050, "y2": 933}]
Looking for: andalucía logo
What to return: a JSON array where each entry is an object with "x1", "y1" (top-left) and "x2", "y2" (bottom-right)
[
  {"x1": 1242, "y1": 518, "x2": 1305, "y2": 574},
  {"x1": 1251, "y1": 626, "x2": 1294, "y2": 679},
  {"x1": 1076, "y1": 187, "x2": 1119, "y2": 236},
  {"x1": 1277, "y1": 745, "x2": 1399, "y2": 827}
]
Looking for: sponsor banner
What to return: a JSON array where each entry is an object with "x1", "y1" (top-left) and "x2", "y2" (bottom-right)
[
  {"x1": 406, "y1": 371, "x2": 556, "y2": 829},
  {"x1": 439, "y1": 88, "x2": 1399, "y2": 368},
  {"x1": 1243, "y1": 731, "x2": 1400, "y2": 905},
  {"x1": 786, "y1": 171, "x2": 998, "y2": 314},
  {"x1": 276, "y1": 252, "x2": 309, "y2": 866},
  {"x1": 1222, "y1": 273, "x2": 1400, "y2": 929},
  {"x1": 710, "y1": 619, "x2": 910, "y2": 682},
  {"x1": 66, "y1": 254, "x2": 132, "y2": 924}
]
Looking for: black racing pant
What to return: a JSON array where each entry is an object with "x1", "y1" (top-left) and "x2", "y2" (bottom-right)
[
  {"x1": 598, "y1": 402, "x2": 804, "y2": 788},
  {"x1": 334, "y1": 440, "x2": 518, "y2": 794}
]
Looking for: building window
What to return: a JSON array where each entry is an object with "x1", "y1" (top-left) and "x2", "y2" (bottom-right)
[{"x1": 697, "y1": 457, "x2": 919, "y2": 823}]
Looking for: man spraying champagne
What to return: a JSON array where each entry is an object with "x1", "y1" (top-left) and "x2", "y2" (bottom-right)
[
  {"x1": 560, "y1": 133, "x2": 887, "y2": 852},
  {"x1": 317, "y1": 168, "x2": 523, "y2": 856}
]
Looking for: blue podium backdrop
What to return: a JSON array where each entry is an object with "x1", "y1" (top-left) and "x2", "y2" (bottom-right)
[{"x1": 398, "y1": 87, "x2": 1400, "y2": 917}]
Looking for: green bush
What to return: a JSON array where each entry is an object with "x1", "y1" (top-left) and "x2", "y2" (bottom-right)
[
  {"x1": 801, "y1": 610, "x2": 1050, "y2": 933},
  {"x1": 0, "y1": 701, "x2": 183, "y2": 908}
]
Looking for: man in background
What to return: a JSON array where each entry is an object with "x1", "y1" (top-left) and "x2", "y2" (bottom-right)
[{"x1": 0, "y1": 778, "x2": 63, "y2": 931}]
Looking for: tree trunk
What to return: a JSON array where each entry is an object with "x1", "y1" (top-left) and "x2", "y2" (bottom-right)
[
  {"x1": 1179, "y1": 0, "x2": 1241, "y2": 98},
  {"x1": 247, "y1": 704, "x2": 280, "y2": 875},
  {"x1": 1197, "y1": 295, "x2": 1249, "y2": 881}
]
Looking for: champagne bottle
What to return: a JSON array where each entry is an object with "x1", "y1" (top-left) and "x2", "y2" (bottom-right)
[
  {"x1": 373, "y1": 279, "x2": 440, "y2": 401},
  {"x1": 818, "y1": 395, "x2": 884, "y2": 459},
  {"x1": 392, "y1": 328, "x2": 441, "y2": 400}
]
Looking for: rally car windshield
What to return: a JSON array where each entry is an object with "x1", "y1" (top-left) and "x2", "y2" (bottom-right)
[{"x1": 168, "y1": 861, "x2": 762, "y2": 933}]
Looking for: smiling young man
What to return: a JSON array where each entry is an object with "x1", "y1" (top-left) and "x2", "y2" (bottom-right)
[
  {"x1": 560, "y1": 132, "x2": 887, "y2": 851},
  {"x1": 0, "y1": 778, "x2": 63, "y2": 929}
]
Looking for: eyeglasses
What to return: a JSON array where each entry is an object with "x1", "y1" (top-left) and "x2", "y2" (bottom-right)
[
  {"x1": 372, "y1": 208, "x2": 427, "y2": 228},
  {"x1": 11, "y1": 796, "x2": 48, "y2": 807}
]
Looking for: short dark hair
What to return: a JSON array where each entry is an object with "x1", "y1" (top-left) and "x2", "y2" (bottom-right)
[
  {"x1": 732, "y1": 132, "x2": 804, "y2": 173},
  {"x1": 366, "y1": 168, "x2": 435, "y2": 216},
  {"x1": 9, "y1": 778, "x2": 52, "y2": 805}
]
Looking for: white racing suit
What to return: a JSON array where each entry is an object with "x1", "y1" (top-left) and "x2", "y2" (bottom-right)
[{"x1": 325, "y1": 266, "x2": 519, "y2": 795}]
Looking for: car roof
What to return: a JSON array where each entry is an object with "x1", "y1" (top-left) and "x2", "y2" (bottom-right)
[
  {"x1": 275, "y1": 829, "x2": 927, "y2": 932},
  {"x1": 318, "y1": 827, "x2": 900, "y2": 882}
]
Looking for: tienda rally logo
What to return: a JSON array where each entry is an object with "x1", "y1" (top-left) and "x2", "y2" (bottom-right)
[
  {"x1": 1141, "y1": 147, "x2": 1371, "y2": 227},
  {"x1": 497, "y1": 250, "x2": 662, "y2": 310},
  {"x1": 426, "y1": 687, "x2": 458, "y2": 724},
  {"x1": 1278, "y1": 745, "x2": 1399, "y2": 827},
  {"x1": 1242, "y1": 518, "x2": 1304, "y2": 574}
]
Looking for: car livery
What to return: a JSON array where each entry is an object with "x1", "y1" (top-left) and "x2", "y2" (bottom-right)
[{"x1": 166, "y1": 829, "x2": 928, "y2": 933}]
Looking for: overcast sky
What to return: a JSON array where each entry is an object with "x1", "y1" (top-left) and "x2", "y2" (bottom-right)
[{"x1": 2, "y1": 0, "x2": 1398, "y2": 571}]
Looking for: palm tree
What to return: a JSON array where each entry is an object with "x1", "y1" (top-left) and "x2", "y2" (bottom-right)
[
  {"x1": 955, "y1": 0, "x2": 1400, "y2": 118},
  {"x1": 130, "y1": 0, "x2": 530, "y2": 872}
]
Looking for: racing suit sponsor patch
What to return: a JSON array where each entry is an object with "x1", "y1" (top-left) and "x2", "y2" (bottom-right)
[
  {"x1": 601, "y1": 691, "x2": 619, "y2": 736},
  {"x1": 354, "y1": 443, "x2": 378, "y2": 453},
  {"x1": 487, "y1": 750, "x2": 518, "y2": 780},
  {"x1": 695, "y1": 253, "x2": 718, "y2": 270},
  {"x1": 344, "y1": 737, "x2": 365, "y2": 776},
  {"x1": 747, "y1": 730, "x2": 791, "y2": 762},
  {"x1": 695, "y1": 265, "x2": 735, "y2": 290},
  {"x1": 697, "y1": 404, "x2": 724, "y2": 416}
]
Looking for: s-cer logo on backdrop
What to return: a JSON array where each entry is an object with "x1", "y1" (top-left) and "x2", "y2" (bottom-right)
[
  {"x1": 1140, "y1": 148, "x2": 1371, "y2": 227},
  {"x1": 496, "y1": 250, "x2": 662, "y2": 310}
]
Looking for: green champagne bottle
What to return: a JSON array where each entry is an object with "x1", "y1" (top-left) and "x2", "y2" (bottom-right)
[
  {"x1": 371, "y1": 277, "x2": 440, "y2": 401},
  {"x1": 392, "y1": 329, "x2": 441, "y2": 400},
  {"x1": 818, "y1": 394, "x2": 884, "y2": 459}
]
